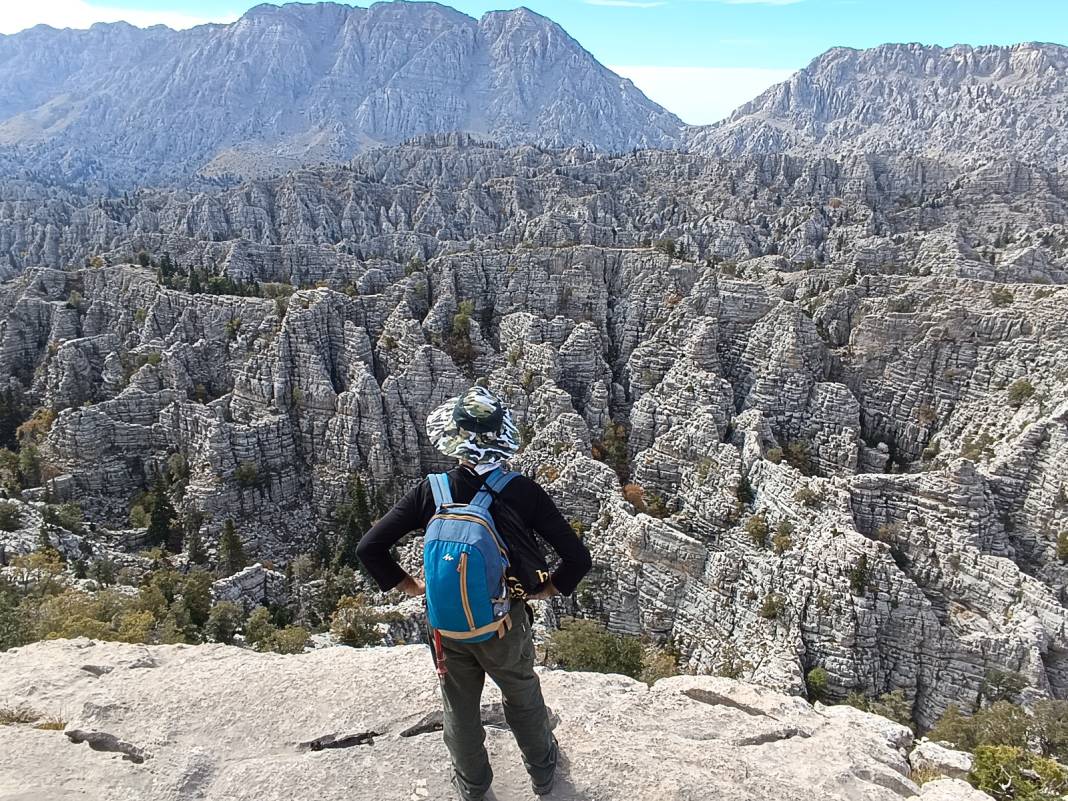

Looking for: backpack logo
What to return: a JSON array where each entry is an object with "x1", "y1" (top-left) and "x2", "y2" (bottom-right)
[{"x1": 442, "y1": 553, "x2": 455, "y2": 561}]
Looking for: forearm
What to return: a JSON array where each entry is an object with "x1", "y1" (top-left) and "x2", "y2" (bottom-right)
[{"x1": 355, "y1": 486, "x2": 426, "y2": 591}]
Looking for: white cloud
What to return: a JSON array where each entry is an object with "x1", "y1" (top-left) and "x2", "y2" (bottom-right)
[
  {"x1": 610, "y1": 64, "x2": 795, "y2": 125},
  {"x1": 0, "y1": 0, "x2": 239, "y2": 35}
]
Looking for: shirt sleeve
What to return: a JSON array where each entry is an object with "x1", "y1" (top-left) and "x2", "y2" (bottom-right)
[
  {"x1": 525, "y1": 479, "x2": 593, "y2": 596},
  {"x1": 356, "y1": 480, "x2": 433, "y2": 592}
]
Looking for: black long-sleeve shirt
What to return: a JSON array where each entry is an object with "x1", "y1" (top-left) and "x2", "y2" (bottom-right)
[{"x1": 356, "y1": 466, "x2": 592, "y2": 597}]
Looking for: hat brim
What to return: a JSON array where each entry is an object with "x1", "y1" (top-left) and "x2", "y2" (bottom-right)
[{"x1": 426, "y1": 395, "x2": 520, "y2": 463}]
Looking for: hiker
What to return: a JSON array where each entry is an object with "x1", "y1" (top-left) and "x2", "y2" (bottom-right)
[{"x1": 357, "y1": 384, "x2": 592, "y2": 800}]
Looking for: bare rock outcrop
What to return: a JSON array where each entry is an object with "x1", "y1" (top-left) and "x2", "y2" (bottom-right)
[{"x1": 0, "y1": 638, "x2": 990, "y2": 801}]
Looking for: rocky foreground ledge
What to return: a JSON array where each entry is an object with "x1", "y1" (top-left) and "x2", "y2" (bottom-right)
[{"x1": 0, "y1": 640, "x2": 987, "y2": 801}]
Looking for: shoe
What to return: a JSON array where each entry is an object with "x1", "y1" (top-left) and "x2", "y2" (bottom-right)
[
  {"x1": 531, "y1": 736, "x2": 559, "y2": 795},
  {"x1": 452, "y1": 775, "x2": 482, "y2": 801},
  {"x1": 531, "y1": 775, "x2": 554, "y2": 795}
]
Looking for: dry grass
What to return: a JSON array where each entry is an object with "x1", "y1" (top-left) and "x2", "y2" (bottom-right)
[
  {"x1": 0, "y1": 707, "x2": 38, "y2": 725},
  {"x1": 910, "y1": 768, "x2": 946, "y2": 786},
  {"x1": 33, "y1": 718, "x2": 66, "y2": 731},
  {"x1": 0, "y1": 706, "x2": 65, "y2": 730}
]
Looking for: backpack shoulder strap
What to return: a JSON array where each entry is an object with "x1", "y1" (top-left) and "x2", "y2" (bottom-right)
[
  {"x1": 428, "y1": 473, "x2": 453, "y2": 508},
  {"x1": 471, "y1": 467, "x2": 518, "y2": 509}
]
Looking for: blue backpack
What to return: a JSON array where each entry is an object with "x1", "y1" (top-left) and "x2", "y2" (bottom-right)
[{"x1": 424, "y1": 468, "x2": 518, "y2": 643}]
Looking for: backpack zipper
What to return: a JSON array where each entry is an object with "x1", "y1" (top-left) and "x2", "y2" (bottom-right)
[{"x1": 458, "y1": 552, "x2": 475, "y2": 630}]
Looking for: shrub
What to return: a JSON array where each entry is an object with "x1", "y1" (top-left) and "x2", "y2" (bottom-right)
[
  {"x1": 17, "y1": 444, "x2": 42, "y2": 488},
  {"x1": 806, "y1": 666, "x2": 829, "y2": 701},
  {"x1": 645, "y1": 492, "x2": 670, "y2": 519},
  {"x1": 766, "y1": 447, "x2": 784, "y2": 464},
  {"x1": 961, "y1": 433, "x2": 994, "y2": 462},
  {"x1": 331, "y1": 594, "x2": 391, "y2": 648},
  {"x1": 969, "y1": 745, "x2": 1068, "y2": 801},
  {"x1": 88, "y1": 557, "x2": 117, "y2": 587},
  {"x1": 794, "y1": 485, "x2": 824, "y2": 508},
  {"x1": 0, "y1": 502, "x2": 20, "y2": 532},
  {"x1": 1007, "y1": 379, "x2": 1035, "y2": 408},
  {"x1": 639, "y1": 646, "x2": 680, "y2": 686},
  {"x1": 447, "y1": 300, "x2": 476, "y2": 367},
  {"x1": 266, "y1": 626, "x2": 310, "y2": 654},
  {"x1": 653, "y1": 238, "x2": 676, "y2": 258},
  {"x1": 922, "y1": 440, "x2": 942, "y2": 462},
  {"x1": 42, "y1": 503, "x2": 84, "y2": 535},
  {"x1": 783, "y1": 441, "x2": 813, "y2": 475},
  {"x1": 745, "y1": 512, "x2": 769, "y2": 548},
  {"x1": 990, "y1": 287, "x2": 1015, "y2": 308},
  {"x1": 929, "y1": 702, "x2": 1031, "y2": 753},
  {"x1": 547, "y1": 618, "x2": 643, "y2": 679},
  {"x1": 1057, "y1": 532, "x2": 1068, "y2": 564},
  {"x1": 868, "y1": 690, "x2": 914, "y2": 729},
  {"x1": 848, "y1": 554, "x2": 869, "y2": 596},
  {"x1": 244, "y1": 606, "x2": 276, "y2": 648},
  {"x1": 759, "y1": 593, "x2": 785, "y2": 620},
  {"x1": 205, "y1": 601, "x2": 244, "y2": 645},
  {"x1": 16, "y1": 408, "x2": 56, "y2": 445},
  {"x1": 622, "y1": 483, "x2": 647, "y2": 513},
  {"x1": 772, "y1": 521, "x2": 794, "y2": 555},
  {"x1": 736, "y1": 472, "x2": 755, "y2": 506},
  {"x1": 982, "y1": 669, "x2": 1027, "y2": 705},
  {"x1": 595, "y1": 422, "x2": 629, "y2": 480},
  {"x1": 715, "y1": 643, "x2": 749, "y2": 679},
  {"x1": 31, "y1": 589, "x2": 154, "y2": 644},
  {"x1": 845, "y1": 689, "x2": 914, "y2": 728},
  {"x1": 234, "y1": 461, "x2": 260, "y2": 488}
]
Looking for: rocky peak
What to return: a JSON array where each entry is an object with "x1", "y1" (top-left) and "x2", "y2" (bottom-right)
[
  {"x1": 0, "y1": 0, "x2": 682, "y2": 189},
  {"x1": 688, "y1": 41, "x2": 1068, "y2": 166}
]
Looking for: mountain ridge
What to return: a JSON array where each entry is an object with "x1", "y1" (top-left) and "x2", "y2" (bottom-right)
[
  {"x1": 687, "y1": 40, "x2": 1068, "y2": 165},
  {"x1": 0, "y1": 1, "x2": 683, "y2": 189}
]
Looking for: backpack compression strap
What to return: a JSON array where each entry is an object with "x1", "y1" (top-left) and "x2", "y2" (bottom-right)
[
  {"x1": 471, "y1": 467, "x2": 518, "y2": 510},
  {"x1": 428, "y1": 473, "x2": 453, "y2": 508}
]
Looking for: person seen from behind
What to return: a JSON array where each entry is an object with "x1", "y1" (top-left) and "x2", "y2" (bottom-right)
[{"x1": 357, "y1": 384, "x2": 592, "y2": 801}]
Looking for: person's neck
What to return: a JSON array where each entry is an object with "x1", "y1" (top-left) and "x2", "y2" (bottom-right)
[{"x1": 460, "y1": 460, "x2": 504, "y2": 475}]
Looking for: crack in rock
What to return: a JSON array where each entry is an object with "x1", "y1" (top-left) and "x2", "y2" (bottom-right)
[
  {"x1": 683, "y1": 688, "x2": 770, "y2": 718},
  {"x1": 734, "y1": 727, "x2": 810, "y2": 747},
  {"x1": 299, "y1": 731, "x2": 380, "y2": 751},
  {"x1": 65, "y1": 730, "x2": 147, "y2": 763},
  {"x1": 80, "y1": 664, "x2": 113, "y2": 677}
]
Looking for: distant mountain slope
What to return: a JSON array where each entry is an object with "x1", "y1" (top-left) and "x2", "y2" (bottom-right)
[
  {"x1": 0, "y1": 1, "x2": 682, "y2": 189},
  {"x1": 688, "y1": 42, "x2": 1068, "y2": 167}
]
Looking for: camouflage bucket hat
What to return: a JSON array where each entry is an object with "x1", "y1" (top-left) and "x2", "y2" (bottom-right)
[{"x1": 426, "y1": 385, "x2": 520, "y2": 464}]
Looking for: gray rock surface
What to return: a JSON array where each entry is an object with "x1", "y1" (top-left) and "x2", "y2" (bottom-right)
[{"x1": 0, "y1": 638, "x2": 989, "y2": 801}]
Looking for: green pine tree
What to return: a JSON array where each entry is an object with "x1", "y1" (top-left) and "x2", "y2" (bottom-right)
[
  {"x1": 314, "y1": 530, "x2": 333, "y2": 570},
  {"x1": 36, "y1": 521, "x2": 55, "y2": 554},
  {"x1": 185, "y1": 525, "x2": 207, "y2": 565},
  {"x1": 333, "y1": 476, "x2": 372, "y2": 571},
  {"x1": 188, "y1": 269, "x2": 203, "y2": 295},
  {"x1": 145, "y1": 473, "x2": 176, "y2": 549},
  {"x1": 217, "y1": 519, "x2": 247, "y2": 576}
]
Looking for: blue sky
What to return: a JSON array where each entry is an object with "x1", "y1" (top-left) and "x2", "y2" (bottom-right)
[{"x1": 3, "y1": 0, "x2": 1066, "y2": 123}]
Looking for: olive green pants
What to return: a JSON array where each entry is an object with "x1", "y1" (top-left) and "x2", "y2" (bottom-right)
[{"x1": 439, "y1": 603, "x2": 557, "y2": 800}]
